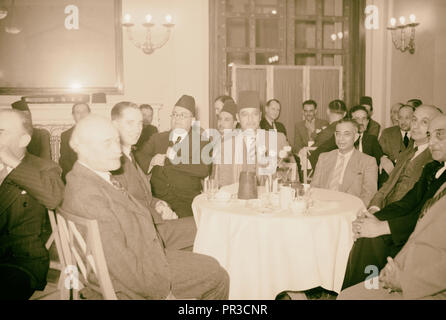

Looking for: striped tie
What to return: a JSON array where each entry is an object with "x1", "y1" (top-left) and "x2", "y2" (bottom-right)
[
  {"x1": 328, "y1": 154, "x2": 346, "y2": 191},
  {"x1": 418, "y1": 185, "x2": 446, "y2": 221}
]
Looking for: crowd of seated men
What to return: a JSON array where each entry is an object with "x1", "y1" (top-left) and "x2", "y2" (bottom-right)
[{"x1": 1, "y1": 92, "x2": 445, "y2": 301}]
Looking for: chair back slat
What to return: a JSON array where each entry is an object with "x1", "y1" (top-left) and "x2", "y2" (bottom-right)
[{"x1": 56, "y1": 207, "x2": 118, "y2": 300}]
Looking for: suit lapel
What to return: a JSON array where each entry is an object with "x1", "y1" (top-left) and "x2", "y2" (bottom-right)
[{"x1": 0, "y1": 181, "x2": 21, "y2": 216}]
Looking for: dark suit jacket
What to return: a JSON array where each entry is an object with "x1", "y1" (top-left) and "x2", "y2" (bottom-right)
[
  {"x1": 259, "y1": 117, "x2": 287, "y2": 137},
  {"x1": 63, "y1": 162, "x2": 172, "y2": 299},
  {"x1": 379, "y1": 126, "x2": 408, "y2": 162},
  {"x1": 59, "y1": 126, "x2": 77, "y2": 183},
  {"x1": 293, "y1": 118, "x2": 329, "y2": 153},
  {"x1": 0, "y1": 153, "x2": 64, "y2": 290},
  {"x1": 369, "y1": 146, "x2": 432, "y2": 208},
  {"x1": 135, "y1": 124, "x2": 158, "y2": 151},
  {"x1": 367, "y1": 119, "x2": 381, "y2": 137},
  {"x1": 27, "y1": 127, "x2": 51, "y2": 160},
  {"x1": 134, "y1": 129, "x2": 211, "y2": 217},
  {"x1": 374, "y1": 161, "x2": 446, "y2": 252},
  {"x1": 309, "y1": 132, "x2": 384, "y2": 169}
]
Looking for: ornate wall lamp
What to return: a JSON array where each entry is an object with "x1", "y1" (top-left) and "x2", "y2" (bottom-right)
[
  {"x1": 387, "y1": 14, "x2": 420, "y2": 54},
  {"x1": 122, "y1": 13, "x2": 175, "y2": 55}
]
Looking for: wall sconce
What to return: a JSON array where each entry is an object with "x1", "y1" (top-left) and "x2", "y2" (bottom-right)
[
  {"x1": 122, "y1": 13, "x2": 175, "y2": 55},
  {"x1": 387, "y1": 14, "x2": 420, "y2": 54}
]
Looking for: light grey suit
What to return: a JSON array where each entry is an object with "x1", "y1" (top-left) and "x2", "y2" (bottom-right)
[
  {"x1": 338, "y1": 182, "x2": 446, "y2": 300},
  {"x1": 311, "y1": 149, "x2": 378, "y2": 205},
  {"x1": 62, "y1": 162, "x2": 229, "y2": 300}
]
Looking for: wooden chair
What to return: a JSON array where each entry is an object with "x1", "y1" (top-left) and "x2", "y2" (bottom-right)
[
  {"x1": 56, "y1": 207, "x2": 117, "y2": 300},
  {"x1": 45, "y1": 210, "x2": 65, "y2": 271}
]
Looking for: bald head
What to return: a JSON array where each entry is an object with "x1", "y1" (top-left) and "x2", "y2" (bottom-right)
[
  {"x1": 410, "y1": 105, "x2": 443, "y2": 144},
  {"x1": 70, "y1": 115, "x2": 122, "y2": 172},
  {"x1": 0, "y1": 110, "x2": 32, "y2": 159},
  {"x1": 428, "y1": 115, "x2": 446, "y2": 162}
]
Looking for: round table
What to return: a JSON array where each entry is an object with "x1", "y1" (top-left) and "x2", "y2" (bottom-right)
[{"x1": 192, "y1": 184, "x2": 365, "y2": 300}]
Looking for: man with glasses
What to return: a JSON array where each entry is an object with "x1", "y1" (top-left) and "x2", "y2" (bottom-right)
[
  {"x1": 339, "y1": 115, "x2": 446, "y2": 299},
  {"x1": 341, "y1": 106, "x2": 445, "y2": 290},
  {"x1": 311, "y1": 119, "x2": 378, "y2": 205},
  {"x1": 135, "y1": 95, "x2": 211, "y2": 218}
]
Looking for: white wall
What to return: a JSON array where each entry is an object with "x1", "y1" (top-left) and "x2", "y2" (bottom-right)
[{"x1": 0, "y1": 0, "x2": 210, "y2": 131}]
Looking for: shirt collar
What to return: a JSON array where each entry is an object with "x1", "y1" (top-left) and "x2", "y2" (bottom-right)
[
  {"x1": 401, "y1": 130, "x2": 410, "y2": 138},
  {"x1": 78, "y1": 161, "x2": 112, "y2": 184}
]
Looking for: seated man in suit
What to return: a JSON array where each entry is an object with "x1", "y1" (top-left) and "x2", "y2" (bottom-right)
[
  {"x1": 311, "y1": 119, "x2": 378, "y2": 206},
  {"x1": 360, "y1": 96, "x2": 381, "y2": 137},
  {"x1": 62, "y1": 115, "x2": 229, "y2": 299},
  {"x1": 110, "y1": 101, "x2": 196, "y2": 250},
  {"x1": 308, "y1": 105, "x2": 384, "y2": 171},
  {"x1": 0, "y1": 110, "x2": 64, "y2": 300},
  {"x1": 338, "y1": 185, "x2": 446, "y2": 300},
  {"x1": 134, "y1": 104, "x2": 158, "y2": 152},
  {"x1": 293, "y1": 99, "x2": 328, "y2": 154},
  {"x1": 214, "y1": 95, "x2": 234, "y2": 117},
  {"x1": 11, "y1": 100, "x2": 51, "y2": 160},
  {"x1": 389, "y1": 102, "x2": 404, "y2": 127},
  {"x1": 135, "y1": 95, "x2": 211, "y2": 218},
  {"x1": 213, "y1": 91, "x2": 290, "y2": 187},
  {"x1": 59, "y1": 102, "x2": 91, "y2": 183},
  {"x1": 216, "y1": 99, "x2": 238, "y2": 135},
  {"x1": 379, "y1": 104, "x2": 414, "y2": 177},
  {"x1": 260, "y1": 99, "x2": 287, "y2": 137},
  {"x1": 369, "y1": 105, "x2": 440, "y2": 210},
  {"x1": 341, "y1": 114, "x2": 446, "y2": 290}
]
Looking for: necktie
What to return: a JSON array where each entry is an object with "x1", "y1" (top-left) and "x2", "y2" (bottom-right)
[
  {"x1": 0, "y1": 165, "x2": 9, "y2": 186},
  {"x1": 354, "y1": 135, "x2": 362, "y2": 150},
  {"x1": 165, "y1": 136, "x2": 182, "y2": 165},
  {"x1": 403, "y1": 132, "x2": 409, "y2": 148},
  {"x1": 418, "y1": 184, "x2": 446, "y2": 221},
  {"x1": 328, "y1": 154, "x2": 346, "y2": 191}
]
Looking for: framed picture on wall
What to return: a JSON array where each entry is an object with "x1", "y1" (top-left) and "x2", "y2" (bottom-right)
[{"x1": 0, "y1": 0, "x2": 123, "y2": 95}]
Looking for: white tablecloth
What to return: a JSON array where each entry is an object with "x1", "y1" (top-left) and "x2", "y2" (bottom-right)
[{"x1": 192, "y1": 184, "x2": 365, "y2": 300}]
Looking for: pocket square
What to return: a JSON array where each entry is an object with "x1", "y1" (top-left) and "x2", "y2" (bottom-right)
[{"x1": 21, "y1": 190, "x2": 27, "y2": 195}]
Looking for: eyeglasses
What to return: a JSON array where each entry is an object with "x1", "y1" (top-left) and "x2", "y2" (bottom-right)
[
  {"x1": 427, "y1": 129, "x2": 446, "y2": 142},
  {"x1": 170, "y1": 113, "x2": 191, "y2": 120}
]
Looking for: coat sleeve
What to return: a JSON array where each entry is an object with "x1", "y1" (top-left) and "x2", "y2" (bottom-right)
[
  {"x1": 360, "y1": 156, "x2": 378, "y2": 206},
  {"x1": 293, "y1": 125, "x2": 305, "y2": 154},
  {"x1": 374, "y1": 164, "x2": 430, "y2": 221},
  {"x1": 7, "y1": 159, "x2": 64, "y2": 209}
]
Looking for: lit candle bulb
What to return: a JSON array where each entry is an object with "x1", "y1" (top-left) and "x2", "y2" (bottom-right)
[
  {"x1": 145, "y1": 14, "x2": 152, "y2": 23},
  {"x1": 331, "y1": 33, "x2": 337, "y2": 41},
  {"x1": 409, "y1": 14, "x2": 416, "y2": 23},
  {"x1": 390, "y1": 17, "x2": 396, "y2": 27},
  {"x1": 399, "y1": 16, "x2": 406, "y2": 25},
  {"x1": 337, "y1": 32, "x2": 343, "y2": 39},
  {"x1": 165, "y1": 14, "x2": 173, "y2": 24},
  {"x1": 124, "y1": 14, "x2": 132, "y2": 23}
]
